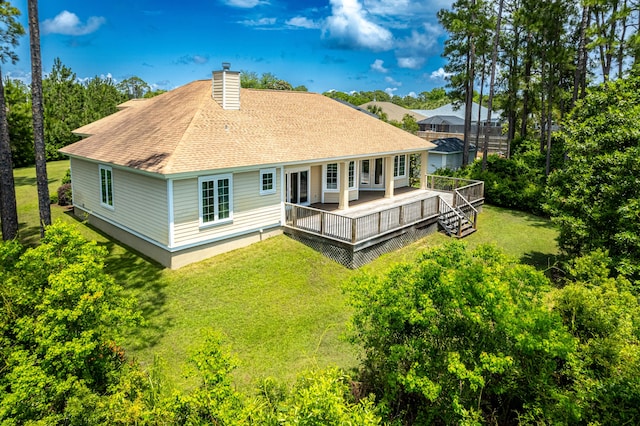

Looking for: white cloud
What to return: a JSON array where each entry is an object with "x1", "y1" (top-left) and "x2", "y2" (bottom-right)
[
  {"x1": 407, "y1": 91, "x2": 417, "y2": 98},
  {"x1": 222, "y1": 0, "x2": 269, "y2": 8},
  {"x1": 430, "y1": 67, "x2": 453, "y2": 80},
  {"x1": 384, "y1": 87, "x2": 398, "y2": 96},
  {"x1": 192, "y1": 55, "x2": 209, "y2": 64},
  {"x1": 364, "y1": 0, "x2": 454, "y2": 18},
  {"x1": 370, "y1": 59, "x2": 388, "y2": 73},
  {"x1": 286, "y1": 16, "x2": 320, "y2": 29},
  {"x1": 322, "y1": 0, "x2": 393, "y2": 51},
  {"x1": 395, "y1": 24, "x2": 441, "y2": 69},
  {"x1": 42, "y1": 11, "x2": 106, "y2": 36},
  {"x1": 397, "y1": 57, "x2": 423, "y2": 69},
  {"x1": 176, "y1": 54, "x2": 210, "y2": 65},
  {"x1": 385, "y1": 76, "x2": 401, "y2": 86},
  {"x1": 238, "y1": 17, "x2": 277, "y2": 26}
]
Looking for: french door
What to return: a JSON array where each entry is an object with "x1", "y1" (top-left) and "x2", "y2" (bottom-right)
[
  {"x1": 285, "y1": 169, "x2": 310, "y2": 205},
  {"x1": 360, "y1": 158, "x2": 384, "y2": 189}
]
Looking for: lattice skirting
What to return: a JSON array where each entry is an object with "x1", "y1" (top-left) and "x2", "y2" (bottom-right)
[{"x1": 286, "y1": 222, "x2": 438, "y2": 269}]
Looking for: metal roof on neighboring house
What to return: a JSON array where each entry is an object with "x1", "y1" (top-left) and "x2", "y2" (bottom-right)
[
  {"x1": 413, "y1": 102, "x2": 502, "y2": 123},
  {"x1": 61, "y1": 80, "x2": 436, "y2": 176},
  {"x1": 417, "y1": 115, "x2": 465, "y2": 126}
]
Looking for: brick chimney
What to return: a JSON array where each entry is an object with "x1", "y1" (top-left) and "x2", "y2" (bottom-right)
[{"x1": 212, "y1": 62, "x2": 240, "y2": 110}]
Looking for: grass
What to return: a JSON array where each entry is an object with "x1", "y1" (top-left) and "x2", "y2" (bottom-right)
[{"x1": 14, "y1": 160, "x2": 560, "y2": 392}]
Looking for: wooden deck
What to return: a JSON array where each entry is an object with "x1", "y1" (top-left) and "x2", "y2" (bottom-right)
[{"x1": 283, "y1": 176, "x2": 484, "y2": 268}]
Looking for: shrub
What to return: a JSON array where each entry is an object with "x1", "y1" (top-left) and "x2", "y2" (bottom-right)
[
  {"x1": 57, "y1": 183, "x2": 72, "y2": 206},
  {"x1": 61, "y1": 168, "x2": 71, "y2": 184},
  {"x1": 346, "y1": 242, "x2": 576, "y2": 424}
]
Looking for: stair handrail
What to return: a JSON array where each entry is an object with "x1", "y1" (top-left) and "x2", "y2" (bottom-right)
[
  {"x1": 439, "y1": 196, "x2": 465, "y2": 237},
  {"x1": 454, "y1": 190, "x2": 478, "y2": 230}
]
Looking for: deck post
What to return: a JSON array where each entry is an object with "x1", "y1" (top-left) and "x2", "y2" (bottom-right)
[
  {"x1": 338, "y1": 161, "x2": 349, "y2": 210},
  {"x1": 384, "y1": 155, "x2": 394, "y2": 198},
  {"x1": 351, "y1": 218, "x2": 357, "y2": 243},
  {"x1": 420, "y1": 151, "x2": 428, "y2": 190},
  {"x1": 291, "y1": 205, "x2": 297, "y2": 227}
]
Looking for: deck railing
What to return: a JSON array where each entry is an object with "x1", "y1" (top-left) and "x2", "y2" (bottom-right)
[
  {"x1": 285, "y1": 195, "x2": 440, "y2": 244},
  {"x1": 438, "y1": 196, "x2": 466, "y2": 237},
  {"x1": 285, "y1": 178, "x2": 484, "y2": 245},
  {"x1": 425, "y1": 174, "x2": 484, "y2": 205},
  {"x1": 425, "y1": 174, "x2": 482, "y2": 233}
]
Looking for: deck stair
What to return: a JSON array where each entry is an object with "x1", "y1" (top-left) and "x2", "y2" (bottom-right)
[{"x1": 437, "y1": 197, "x2": 477, "y2": 238}]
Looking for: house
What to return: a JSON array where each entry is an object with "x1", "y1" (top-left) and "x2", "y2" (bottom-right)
[
  {"x1": 427, "y1": 137, "x2": 477, "y2": 173},
  {"x1": 418, "y1": 115, "x2": 465, "y2": 133},
  {"x1": 414, "y1": 102, "x2": 503, "y2": 136},
  {"x1": 359, "y1": 101, "x2": 426, "y2": 123},
  {"x1": 60, "y1": 65, "x2": 485, "y2": 269}
]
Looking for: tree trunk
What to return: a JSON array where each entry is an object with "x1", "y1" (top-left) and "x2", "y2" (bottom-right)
[
  {"x1": 617, "y1": 0, "x2": 628, "y2": 78},
  {"x1": 539, "y1": 52, "x2": 546, "y2": 153},
  {"x1": 28, "y1": 0, "x2": 50, "y2": 236},
  {"x1": 475, "y1": 56, "x2": 486, "y2": 162},
  {"x1": 573, "y1": 4, "x2": 589, "y2": 106},
  {"x1": 463, "y1": 36, "x2": 476, "y2": 167},
  {"x1": 520, "y1": 33, "x2": 533, "y2": 140},
  {"x1": 0, "y1": 69, "x2": 19, "y2": 240},
  {"x1": 483, "y1": 0, "x2": 504, "y2": 171},
  {"x1": 545, "y1": 78, "x2": 553, "y2": 176}
]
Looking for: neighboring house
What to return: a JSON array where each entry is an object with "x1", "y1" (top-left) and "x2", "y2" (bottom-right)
[
  {"x1": 359, "y1": 101, "x2": 426, "y2": 123},
  {"x1": 414, "y1": 102, "x2": 503, "y2": 136},
  {"x1": 427, "y1": 137, "x2": 477, "y2": 173},
  {"x1": 418, "y1": 115, "x2": 465, "y2": 133},
  {"x1": 61, "y1": 65, "x2": 460, "y2": 269}
]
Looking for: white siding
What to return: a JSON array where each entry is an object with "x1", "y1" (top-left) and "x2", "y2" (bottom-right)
[
  {"x1": 212, "y1": 70, "x2": 240, "y2": 110},
  {"x1": 394, "y1": 176, "x2": 409, "y2": 188},
  {"x1": 172, "y1": 169, "x2": 281, "y2": 246},
  {"x1": 71, "y1": 158, "x2": 169, "y2": 245}
]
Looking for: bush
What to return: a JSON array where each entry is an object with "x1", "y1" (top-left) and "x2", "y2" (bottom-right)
[
  {"x1": 61, "y1": 168, "x2": 71, "y2": 184},
  {"x1": 346, "y1": 242, "x2": 576, "y2": 424},
  {"x1": 460, "y1": 154, "x2": 546, "y2": 215},
  {"x1": 57, "y1": 183, "x2": 72, "y2": 206}
]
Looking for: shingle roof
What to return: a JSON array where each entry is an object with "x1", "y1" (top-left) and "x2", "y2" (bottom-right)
[
  {"x1": 61, "y1": 80, "x2": 435, "y2": 176},
  {"x1": 431, "y1": 137, "x2": 477, "y2": 153},
  {"x1": 359, "y1": 101, "x2": 426, "y2": 123}
]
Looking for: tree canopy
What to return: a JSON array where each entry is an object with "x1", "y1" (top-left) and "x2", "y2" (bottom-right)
[
  {"x1": 545, "y1": 73, "x2": 640, "y2": 280},
  {"x1": 346, "y1": 241, "x2": 640, "y2": 424}
]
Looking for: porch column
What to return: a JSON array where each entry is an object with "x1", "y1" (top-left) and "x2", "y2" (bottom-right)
[
  {"x1": 338, "y1": 161, "x2": 349, "y2": 210},
  {"x1": 420, "y1": 150, "x2": 429, "y2": 190},
  {"x1": 384, "y1": 155, "x2": 394, "y2": 198}
]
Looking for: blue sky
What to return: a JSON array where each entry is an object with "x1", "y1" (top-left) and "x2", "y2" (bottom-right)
[{"x1": 6, "y1": 0, "x2": 454, "y2": 97}]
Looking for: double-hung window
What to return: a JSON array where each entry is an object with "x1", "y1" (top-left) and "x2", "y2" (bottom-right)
[
  {"x1": 348, "y1": 161, "x2": 356, "y2": 189},
  {"x1": 326, "y1": 163, "x2": 338, "y2": 190},
  {"x1": 199, "y1": 174, "x2": 233, "y2": 226},
  {"x1": 99, "y1": 165, "x2": 114, "y2": 208},
  {"x1": 259, "y1": 168, "x2": 276, "y2": 195},
  {"x1": 394, "y1": 154, "x2": 406, "y2": 178}
]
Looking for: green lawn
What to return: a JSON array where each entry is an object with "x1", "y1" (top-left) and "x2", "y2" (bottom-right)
[{"x1": 14, "y1": 160, "x2": 559, "y2": 392}]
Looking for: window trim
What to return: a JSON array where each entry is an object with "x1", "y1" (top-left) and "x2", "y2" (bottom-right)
[
  {"x1": 324, "y1": 163, "x2": 338, "y2": 191},
  {"x1": 198, "y1": 173, "x2": 233, "y2": 228},
  {"x1": 99, "y1": 165, "x2": 114, "y2": 209},
  {"x1": 259, "y1": 168, "x2": 277, "y2": 195},
  {"x1": 394, "y1": 154, "x2": 407, "y2": 178},
  {"x1": 348, "y1": 160, "x2": 357, "y2": 190}
]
